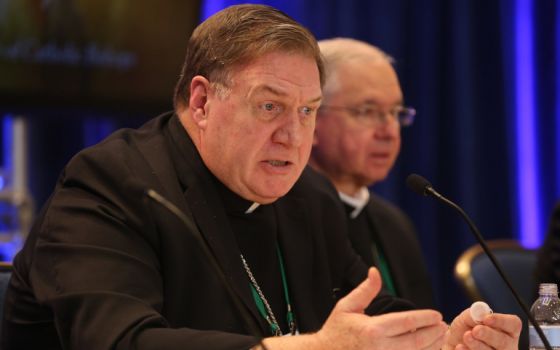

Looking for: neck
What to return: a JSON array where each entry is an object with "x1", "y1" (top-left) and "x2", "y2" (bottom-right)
[
  {"x1": 335, "y1": 182, "x2": 363, "y2": 197},
  {"x1": 308, "y1": 159, "x2": 362, "y2": 196}
]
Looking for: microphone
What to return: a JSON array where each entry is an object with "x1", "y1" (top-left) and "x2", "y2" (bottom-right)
[
  {"x1": 406, "y1": 174, "x2": 552, "y2": 350},
  {"x1": 143, "y1": 189, "x2": 269, "y2": 348}
]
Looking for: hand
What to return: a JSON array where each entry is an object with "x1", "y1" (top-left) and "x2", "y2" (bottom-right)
[
  {"x1": 260, "y1": 268, "x2": 447, "y2": 350},
  {"x1": 444, "y1": 308, "x2": 521, "y2": 350},
  {"x1": 314, "y1": 267, "x2": 448, "y2": 349}
]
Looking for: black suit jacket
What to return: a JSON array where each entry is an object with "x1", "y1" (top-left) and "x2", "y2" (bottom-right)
[
  {"x1": 347, "y1": 193, "x2": 435, "y2": 309},
  {"x1": 2, "y1": 113, "x2": 412, "y2": 350}
]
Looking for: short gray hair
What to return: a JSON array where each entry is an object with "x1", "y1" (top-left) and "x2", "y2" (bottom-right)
[{"x1": 318, "y1": 38, "x2": 394, "y2": 98}]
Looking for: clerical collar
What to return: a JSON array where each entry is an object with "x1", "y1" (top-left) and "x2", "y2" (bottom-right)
[
  {"x1": 211, "y1": 175, "x2": 263, "y2": 215},
  {"x1": 245, "y1": 202, "x2": 260, "y2": 214},
  {"x1": 339, "y1": 187, "x2": 370, "y2": 219}
]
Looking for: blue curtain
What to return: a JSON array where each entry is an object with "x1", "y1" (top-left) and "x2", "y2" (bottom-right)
[
  {"x1": 202, "y1": 0, "x2": 560, "y2": 319},
  {"x1": 0, "y1": 0, "x2": 556, "y2": 322}
]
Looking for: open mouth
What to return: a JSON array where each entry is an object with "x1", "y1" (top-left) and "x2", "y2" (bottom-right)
[{"x1": 267, "y1": 160, "x2": 291, "y2": 167}]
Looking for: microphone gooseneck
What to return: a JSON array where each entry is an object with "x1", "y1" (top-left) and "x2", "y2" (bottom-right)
[
  {"x1": 143, "y1": 189, "x2": 269, "y2": 348},
  {"x1": 406, "y1": 174, "x2": 552, "y2": 350}
]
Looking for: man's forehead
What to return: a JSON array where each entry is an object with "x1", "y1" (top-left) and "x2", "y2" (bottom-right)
[
  {"x1": 230, "y1": 67, "x2": 320, "y2": 104},
  {"x1": 250, "y1": 84, "x2": 289, "y2": 97},
  {"x1": 247, "y1": 83, "x2": 322, "y2": 102},
  {"x1": 246, "y1": 83, "x2": 323, "y2": 103},
  {"x1": 234, "y1": 52, "x2": 319, "y2": 82}
]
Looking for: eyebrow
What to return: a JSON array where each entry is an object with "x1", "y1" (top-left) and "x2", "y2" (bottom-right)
[
  {"x1": 308, "y1": 95, "x2": 323, "y2": 104},
  {"x1": 247, "y1": 85, "x2": 288, "y2": 100},
  {"x1": 248, "y1": 84, "x2": 322, "y2": 104}
]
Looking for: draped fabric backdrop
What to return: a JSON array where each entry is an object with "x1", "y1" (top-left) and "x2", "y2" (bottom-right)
[
  {"x1": 0, "y1": 0, "x2": 557, "y2": 321},
  {"x1": 202, "y1": 0, "x2": 560, "y2": 319}
]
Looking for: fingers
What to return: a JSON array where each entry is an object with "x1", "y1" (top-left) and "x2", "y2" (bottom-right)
[
  {"x1": 462, "y1": 330, "x2": 493, "y2": 350},
  {"x1": 469, "y1": 322, "x2": 520, "y2": 349},
  {"x1": 378, "y1": 310, "x2": 444, "y2": 337},
  {"x1": 335, "y1": 267, "x2": 382, "y2": 313},
  {"x1": 457, "y1": 308, "x2": 478, "y2": 328},
  {"x1": 348, "y1": 311, "x2": 446, "y2": 349},
  {"x1": 452, "y1": 314, "x2": 521, "y2": 350},
  {"x1": 394, "y1": 321, "x2": 448, "y2": 349},
  {"x1": 481, "y1": 313, "x2": 522, "y2": 338},
  {"x1": 325, "y1": 268, "x2": 448, "y2": 349}
]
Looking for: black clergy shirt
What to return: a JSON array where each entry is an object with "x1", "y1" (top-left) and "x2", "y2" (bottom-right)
[{"x1": 213, "y1": 178, "x2": 290, "y2": 334}]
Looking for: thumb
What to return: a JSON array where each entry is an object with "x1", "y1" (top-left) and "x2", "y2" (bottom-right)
[
  {"x1": 455, "y1": 308, "x2": 476, "y2": 328},
  {"x1": 446, "y1": 309, "x2": 475, "y2": 348},
  {"x1": 336, "y1": 267, "x2": 382, "y2": 314}
]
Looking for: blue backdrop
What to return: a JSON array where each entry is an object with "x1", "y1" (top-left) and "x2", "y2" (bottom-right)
[
  {"x1": 1, "y1": 0, "x2": 558, "y2": 321},
  {"x1": 201, "y1": 0, "x2": 560, "y2": 319}
]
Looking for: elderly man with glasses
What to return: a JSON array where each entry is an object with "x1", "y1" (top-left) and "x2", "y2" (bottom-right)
[{"x1": 310, "y1": 38, "x2": 434, "y2": 309}]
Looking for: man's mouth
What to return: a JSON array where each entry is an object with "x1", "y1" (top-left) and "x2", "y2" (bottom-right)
[
  {"x1": 370, "y1": 152, "x2": 390, "y2": 159},
  {"x1": 267, "y1": 160, "x2": 290, "y2": 167}
]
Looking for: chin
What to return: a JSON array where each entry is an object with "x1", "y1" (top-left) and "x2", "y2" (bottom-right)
[
  {"x1": 362, "y1": 173, "x2": 389, "y2": 185},
  {"x1": 254, "y1": 186, "x2": 292, "y2": 204},
  {"x1": 249, "y1": 174, "x2": 299, "y2": 202}
]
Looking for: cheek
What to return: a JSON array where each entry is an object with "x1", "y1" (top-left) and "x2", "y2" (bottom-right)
[
  {"x1": 210, "y1": 109, "x2": 253, "y2": 148},
  {"x1": 341, "y1": 131, "x2": 368, "y2": 156},
  {"x1": 204, "y1": 121, "x2": 248, "y2": 171},
  {"x1": 318, "y1": 120, "x2": 351, "y2": 151},
  {"x1": 392, "y1": 135, "x2": 402, "y2": 156}
]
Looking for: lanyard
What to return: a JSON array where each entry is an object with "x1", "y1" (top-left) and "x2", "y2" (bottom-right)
[{"x1": 240, "y1": 245, "x2": 296, "y2": 336}]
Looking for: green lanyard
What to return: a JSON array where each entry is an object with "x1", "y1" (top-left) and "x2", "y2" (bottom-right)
[
  {"x1": 241, "y1": 245, "x2": 296, "y2": 336},
  {"x1": 368, "y1": 240, "x2": 396, "y2": 296}
]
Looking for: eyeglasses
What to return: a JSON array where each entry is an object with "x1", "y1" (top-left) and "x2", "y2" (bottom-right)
[{"x1": 319, "y1": 104, "x2": 416, "y2": 127}]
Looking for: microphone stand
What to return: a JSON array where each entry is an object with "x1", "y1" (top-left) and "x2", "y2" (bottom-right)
[{"x1": 425, "y1": 186, "x2": 552, "y2": 350}]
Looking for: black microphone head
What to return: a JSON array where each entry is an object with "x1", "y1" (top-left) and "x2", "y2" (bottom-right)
[{"x1": 406, "y1": 173, "x2": 433, "y2": 196}]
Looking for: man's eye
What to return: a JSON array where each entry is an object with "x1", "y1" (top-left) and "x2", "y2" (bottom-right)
[
  {"x1": 262, "y1": 102, "x2": 279, "y2": 112},
  {"x1": 356, "y1": 107, "x2": 376, "y2": 117},
  {"x1": 256, "y1": 102, "x2": 283, "y2": 120},
  {"x1": 300, "y1": 106, "x2": 314, "y2": 115}
]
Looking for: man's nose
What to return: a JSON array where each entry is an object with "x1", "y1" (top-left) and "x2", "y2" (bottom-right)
[{"x1": 271, "y1": 111, "x2": 304, "y2": 147}]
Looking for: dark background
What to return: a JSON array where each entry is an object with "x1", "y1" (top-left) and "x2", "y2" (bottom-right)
[{"x1": 1, "y1": 0, "x2": 559, "y2": 323}]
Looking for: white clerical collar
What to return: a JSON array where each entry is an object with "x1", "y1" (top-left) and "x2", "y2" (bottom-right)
[
  {"x1": 245, "y1": 202, "x2": 260, "y2": 214},
  {"x1": 338, "y1": 187, "x2": 370, "y2": 219}
]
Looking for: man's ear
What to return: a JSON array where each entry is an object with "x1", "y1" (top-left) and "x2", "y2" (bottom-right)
[{"x1": 189, "y1": 76, "x2": 211, "y2": 129}]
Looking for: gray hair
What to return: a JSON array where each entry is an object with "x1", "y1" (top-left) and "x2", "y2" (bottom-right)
[{"x1": 318, "y1": 38, "x2": 394, "y2": 99}]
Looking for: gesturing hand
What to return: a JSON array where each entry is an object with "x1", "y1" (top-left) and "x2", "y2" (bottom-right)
[{"x1": 315, "y1": 268, "x2": 448, "y2": 350}]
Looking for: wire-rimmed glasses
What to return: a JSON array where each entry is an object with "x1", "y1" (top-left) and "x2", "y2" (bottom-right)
[{"x1": 320, "y1": 104, "x2": 416, "y2": 127}]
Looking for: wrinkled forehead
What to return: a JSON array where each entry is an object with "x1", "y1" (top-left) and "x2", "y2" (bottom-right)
[
  {"x1": 218, "y1": 48, "x2": 322, "y2": 83},
  {"x1": 227, "y1": 52, "x2": 323, "y2": 96}
]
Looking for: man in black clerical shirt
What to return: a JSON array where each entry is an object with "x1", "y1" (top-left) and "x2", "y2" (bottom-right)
[
  {"x1": 310, "y1": 38, "x2": 434, "y2": 309},
  {"x1": 2, "y1": 5, "x2": 521, "y2": 350}
]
